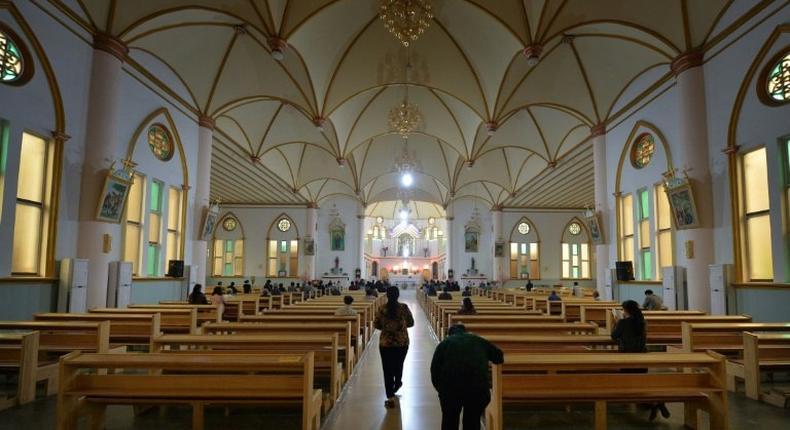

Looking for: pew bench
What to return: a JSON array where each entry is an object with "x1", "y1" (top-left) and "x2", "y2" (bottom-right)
[
  {"x1": 0, "y1": 332, "x2": 38, "y2": 409},
  {"x1": 486, "y1": 352, "x2": 728, "y2": 430},
  {"x1": 239, "y1": 314, "x2": 365, "y2": 352},
  {"x1": 35, "y1": 313, "x2": 161, "y2": 350},
  {"x1": 90, "y1": 307, "x2": 197, "y2": 334},
  {"x1": 484, "y1": 334, "x2": 616, "y2": 353},
  {"x1": 464, "y1": 322, "x2": 599, "y2": 337},
  {"x1": 644, "y1": 315, "x2": 752, "y2": 346},
  {"x1": 444, "y1": 315, "x2": 564, "y2": 339},
  {"x1": 151, "y1": 333, "x2": 342, "y2": 409},
  {"x1": 57, "y1": 351, "x2": 322, "y2": 430},
  {"x1": 732, "y1": 332, "x2": 790, "y2": 403}
]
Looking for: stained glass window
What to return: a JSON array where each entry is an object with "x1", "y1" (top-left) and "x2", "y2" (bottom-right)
[
  {"x1": 767, "y1": 52, "x2": 789, "y2": 103},
  {"x1": 568, "y1": 222, "x2": 581, "y2": 235},
  {"x1": 277, "y1": 218, "x2": 291, "y2": 232},
  {"x1": 630, "y1": 133, "x2": 655, "y2": 169},
  {"x1": 0, "y1": 30, "x2": 24, "y2": 83},
  {"x1": 223, "y1": 217, "x2": 237, "y2": 231},
  {"x1": 147, "y1": 124, "x2": 173, "y2": 161},
  {"x1": 517, "y1": 222, "x2": 530, "y2": 235}
]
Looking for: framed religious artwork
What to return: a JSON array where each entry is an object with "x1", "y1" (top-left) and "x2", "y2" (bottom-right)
[
  {"x1": 330, "y1": 230, "x2": 345, "y2": 251},
  {"x1": 464, "y1": 230, "x2": 479, "y2": 253},
  {"x1": 200, "y1": 208, "x2": 219, "y2": 240},
  {"x1": 494, "y1": 242, "x2": 505, "y2": 257},
  {"x1": 303, "y1": 239, "x2": 315, "y2": 256},
  {"x1": 585, "y1": 212, "x2": 604, "y2": 245},
  {"x1": 666, "y1": 182, "x2": 700, "y2": 230},
  {"x1": 95, "y1": 165, "x2": 133, "y2": 223}
]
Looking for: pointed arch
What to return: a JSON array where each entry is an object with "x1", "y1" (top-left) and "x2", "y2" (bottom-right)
[
  {"x1": 267, "y1": 212, "x2": 301, "y2": 239},
  {"x1": 560, "y1": 217, "x2": 592, "y2": 279},
  {"x1": 211, "y1": 211, "x2": 245, "y2": 277},
  {"x1": 614, "y1": 120, "x2": 673, "y2": 194},
  {"x1": 508, "y1": 216, "x2": 541, "y2": 280},
  {"x1": 214, "y1": 211, "x2": 245, "y2": 239},
  {"x1": 509, "y1": 216, "x2": 541, "y2": 242}
]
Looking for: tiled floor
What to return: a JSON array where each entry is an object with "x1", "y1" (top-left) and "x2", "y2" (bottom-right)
[{"x1": 1, "y1": 289, "x2": 789, "y2": 429}]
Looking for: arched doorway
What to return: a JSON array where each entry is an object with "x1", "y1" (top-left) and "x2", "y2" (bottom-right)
[{"x1": 432, "y1": 261, "x2": 438, "y2": 279}]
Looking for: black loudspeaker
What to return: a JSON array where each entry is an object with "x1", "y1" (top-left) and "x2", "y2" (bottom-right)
[
  {"x1": 615, "y1": 261, "x2": 635, "y2": 281},
  {"x1": 167, "y1": 260, "x2": 184, "y2": 278}
]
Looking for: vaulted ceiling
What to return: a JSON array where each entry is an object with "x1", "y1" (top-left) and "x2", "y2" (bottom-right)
[{"x1": 56, "y1": 0, "x2": 763, "y2": 209}]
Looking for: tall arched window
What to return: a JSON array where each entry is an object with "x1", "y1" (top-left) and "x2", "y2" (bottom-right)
[
  {"x1": 267, "y1": 214, "x2": 299, "y2": 277},
  {"x1": 561, "y1": 219, "x2": 591, "y2": 279},
  {"x1": 509, "y1": 218, "x2": 540, "y2": 279},
  {"x1": 213, "y1": 213, "x2": 244, "y2": 277},
  {"x1": 740, "y1": 147, "x2": 773, "y2": 281}
]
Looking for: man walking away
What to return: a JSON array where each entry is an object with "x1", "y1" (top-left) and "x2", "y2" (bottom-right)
[{"x1": 431, "y1": 324, "x2": 504, "y2": 430}]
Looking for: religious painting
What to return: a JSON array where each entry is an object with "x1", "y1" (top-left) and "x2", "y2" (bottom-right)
[
  {"x1": 667, "y1": 183, "x2": 700, "y2": 230},
  {"x1": 200, "y1": 208, "x2": 218, "y2": 240},
  {"x1": 303, "y1": 239, "x2": 315, "y2": 256},
  {"x1": 331, "y1": 230, "x2": 345, "y2": 251},
  {"x1": 95, "y1": 169, "x2": 132, "y2": 223},
  {"x1": 464, "y1": 231, "x2": 479, "y2": 253},
  {"x1": 585, "y1": 212, "x2": 605, "y2": 245},
  {"x1": 494, "y1": 242, "x2": 505, "y2": 257}
]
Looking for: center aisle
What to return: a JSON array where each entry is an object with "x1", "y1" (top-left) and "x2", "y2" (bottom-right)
[{"x1": 322, "y1": 288, "x2": 443, "y2": 430}]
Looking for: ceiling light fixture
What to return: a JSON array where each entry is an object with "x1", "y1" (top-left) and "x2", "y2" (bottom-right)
[
  {"x1": 388, "y1": 101, "x2": 423, "y2": 137},
  {"x1": 268, "y1": 37, "x2": 287, "y2": 61},
  {"x1": 379, "y1": 0, "x2": 434, "y2": 47},
  {"x1": 523, "y1": 44, "x2": 542, "y2": 67},
  {"x1": 401, "y1": 172, "x2": 414, "y2": 187}
]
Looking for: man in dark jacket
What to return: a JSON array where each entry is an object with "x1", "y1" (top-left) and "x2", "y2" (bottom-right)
[{"x1": 431, "y1": 324, "x2": 504, "y2": 430}]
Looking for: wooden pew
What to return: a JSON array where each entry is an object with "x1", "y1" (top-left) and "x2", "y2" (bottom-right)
[
  {"x1": 484, "y1": 334, "x2": 616, "y2": 352},
  {"x1": 0, "y1": 321, "x2": 111, "y2": 397},
  {"x1": 266, "y1": 307, "x2": 374, "y2": 344},
  {"x1": 240, "y1": 314, "x2": 365, "y2": 352},
  {"x1": 0, "y1": 332, "x2": 38, "y2": 409},
  {"x1": 35, "y1": 313, "x2": 161, "y2": 350},
  {"x1": 644, "y1": 315, "x2": 752, "y2": 346},
  {"x1": 203, "y1": 322, "x2": 355, "y2": 376},
  {"x1": 464, "y1": 322, "x2": 599, "y2": 337},
  {"x1": 486, "y1": 352, "x2": 728, "y2": 430},
  {"x1": 681, "y1": 322, "x2": 790, "y2": 355},
  {"x1": 152, "y1": 333, "x2": 342, "y2": 408},
  {"x1": 57, "y1": 351, "x2": 322, "y2": 430},
  {"x1": 736, "y1": 332, "x2": 790, "y2": 402},
  {"x1": 90, "y1": 307, "x2": 197, "y2": 334},
  {"x1": 132, "y1": 303, "x2": 218, "y2": 325}
]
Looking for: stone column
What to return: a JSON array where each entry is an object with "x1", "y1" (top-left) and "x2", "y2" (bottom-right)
[
  {"x1": 491, "y1": 207, "x2": 504, "y2": 283},
  {"x1": 591, "y1": 123, "x2": 609, "y2": 295},
  {"x1": 76, "y1": 34, "x2": 128, "y2": 309},
  {"x1": 445, "y1": 203, "x2": 454, "y2": 280},
  {"x1": 304, "y1": 204, "x2": 318, "y2": 280},
  {"x1": 672, "y1": 51, "x2": 714, "y2": 311},
  {"x1": 357, "y1": 206, "x2": 366, "y2": 280},
  {"x1": 190, "y1": 115, "x2": 214, "y2": 287}
]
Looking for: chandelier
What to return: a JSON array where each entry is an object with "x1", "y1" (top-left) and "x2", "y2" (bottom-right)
[
  {"x1": 379, "y1": 0, "x2": 434, "y2": 47},
  {"x1": 393, "y1": 142, "x2": 420, "y2": 175},
  {"x1": 388, "y1": 101, "x2": 423, "y2": 137}
]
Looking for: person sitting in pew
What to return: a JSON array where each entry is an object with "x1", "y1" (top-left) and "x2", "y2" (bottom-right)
[
  {"x1": 227, "y1": 282, "x2": 238, "y2": 295},
  {"x1": 592, "y1": 290, "x2": 601, "y2": 301},
  {"x1": 189, "y1": 284, "x2": 209, "y2": 304},
  {"x1": 642, "y1": 289, "x2": 665, "y2": 310},
  {"x1": 462, "y1": 286, "x2": 472, "y2": 297},
  {"x1": 438, "y1": 287, "x2": 453, "y2": 300},
  {"x1": 426, "y1": 283, "x2": 438, "y2": 296},
  {"x1": 612, "y1": 300, "x2": 670, "y2": 422},
  {"x1": 365, "y1": 287, "x2": 378, "y2": 301},
  {"x1": 457, "y1": 298, "x2": 476, "y2": 315},
  {"x1": 334, "y1": 296, "x2": 358, "y2": 316},
  {"x1": 547, "y1": 290, "x2": 562, "y2": 301},
  {"x1": 243, "y1": 280, "x2": 252, "y2": 294},
  {"x1": 431, "y1": 324, "x2": 504, "y2": 430}
]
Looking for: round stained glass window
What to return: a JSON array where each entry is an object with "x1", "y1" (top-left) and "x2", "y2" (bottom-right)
[
  {"x1": 223, "y1": 217, "x2": 237, "y2": 231},
  {"x1": 376, "y1": 216, "x2": 383, "y2": 224},
  {"x1": 568, "y1": 222, "x2": 581, "y2": 235},
  {"x1": 766, "y1": 51, "x2": 790, "y2": 104},
  {"x1": 277, "y1": 218, "x2": 291, "y2": 232},
  {"x1": 630, "y1": 133, "x2": 655, "y2": 169},
  {"x1": 517, "y1": 222, "x2": 530, "y2": 235},
  {"x1": 0, "y1": 27, "x2": 31, "y2": 85},
  {"x1": 428, "y1": 217, "x2": 435, "y2": 225},
  {"x1": 147, "y1": 124, "x2": 174, "y2": 161}
]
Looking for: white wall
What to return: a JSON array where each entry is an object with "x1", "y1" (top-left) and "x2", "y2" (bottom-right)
[{"x1": 317, "y1": 196, "x2": 361, "y2": 277}]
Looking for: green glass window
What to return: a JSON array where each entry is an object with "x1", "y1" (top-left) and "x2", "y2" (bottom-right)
[
  {"x1": 146, "y1": 244, "x2": 159, "y2": 276},
  {"x1": 280, "y1": 240, "x2": 287, "y2": 254},
  {"x1": 641, "y1": 250, "x2": 653, "y2": 280},
  {"x1": 767, "y1": 52, "x2": 790, "y2": 102},
  {"x1": 0, "y1": 119, "x2": 8, "y2": 221},
  {"x1": 0, "y1": 30, "x2": 24, "y2": 83},
  {"x1": 150, "y1": 180, "x2": 162, "y2": 213},
  {"x1": 639, "y1": 189, "x2": 650, "y2": 220}
]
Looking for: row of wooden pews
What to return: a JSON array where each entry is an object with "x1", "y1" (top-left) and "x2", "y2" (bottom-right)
[
  {"x1": 420, "y1": 287, "x2": 790, "y2": 429},
  {"x1": 0, "y1": 289, "x2": 383, "y2": 429}
]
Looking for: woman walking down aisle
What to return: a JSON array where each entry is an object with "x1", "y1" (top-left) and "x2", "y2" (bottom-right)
[{"x1": 375, "y1": 286, "x2": 415, "y2": 408}]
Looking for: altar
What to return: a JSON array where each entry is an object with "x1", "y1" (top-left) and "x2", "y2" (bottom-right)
[{"x1": 389, "y1": 274, "x2": 421, "y2": 288}]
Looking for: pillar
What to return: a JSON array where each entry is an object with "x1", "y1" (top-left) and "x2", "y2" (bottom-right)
[
  {"x1": 304, "y1": 204, "x2": 318, "y2": 280},
  {"x1": 491, "y1": 207, "x2": 504, "y2": 283},
  {"x1": 591, "y1": 123, "x2": 609, "y2": 295},
  {"x1": 190, "y1": 115, "x2": 214, "y2": 287},
  {"x1": 76, "y1": 34, "x2": 128, "y2": 309},
  {"x1": 357, "y1": 208, "x2": 366, "y2": 280},
  {"x1": 445, "y1": 203, "x2": 454, "y2": 280},
  {"x1": 672, "y1": 51, "x2": 714, "y2": 311}
]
